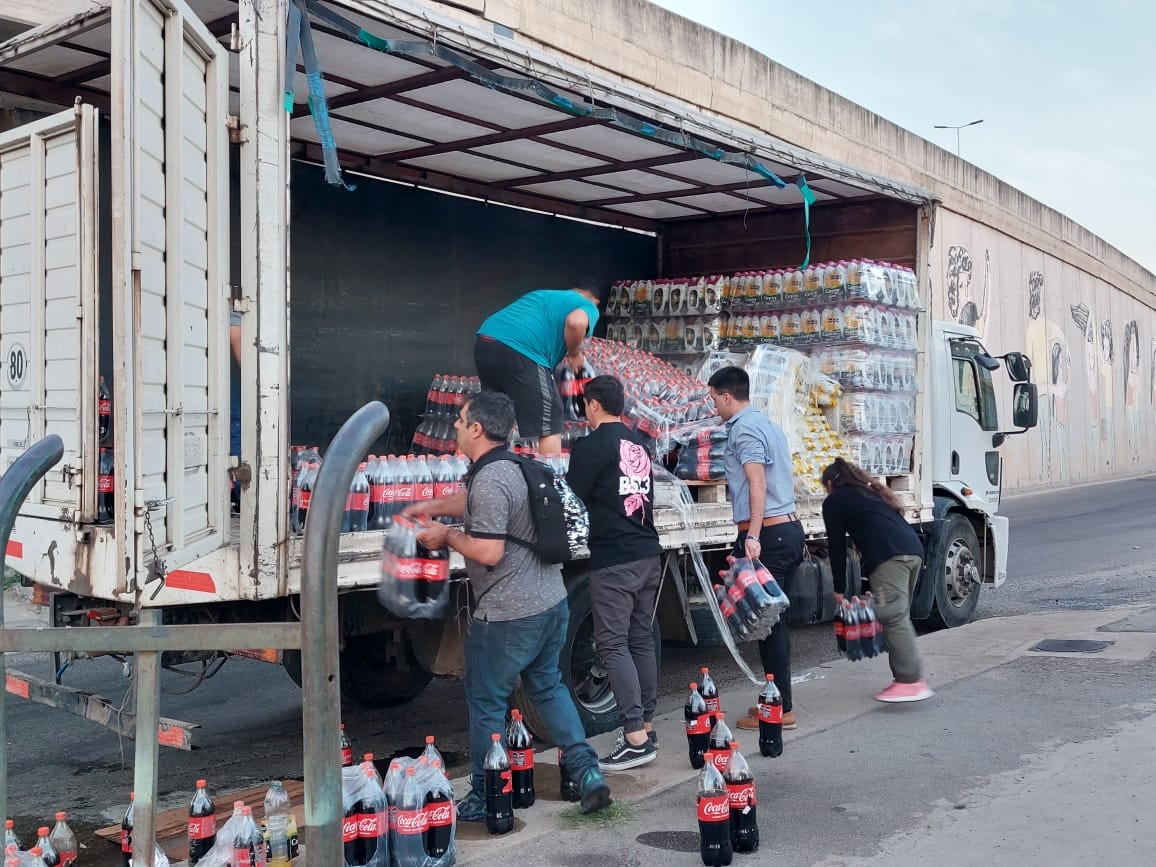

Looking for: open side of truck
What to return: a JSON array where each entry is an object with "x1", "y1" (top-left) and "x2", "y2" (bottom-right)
[{"x1": 0, "y1": 0, "x2": 1036, "y2": 743}]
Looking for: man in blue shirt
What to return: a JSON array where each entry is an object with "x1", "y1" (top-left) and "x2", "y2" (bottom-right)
[
  {"x1": 475, "y1": 281, "x2": 602, "y2": 455},
  {"x1": 709, "y1": 365, "x2": 804, "y2": 733}
]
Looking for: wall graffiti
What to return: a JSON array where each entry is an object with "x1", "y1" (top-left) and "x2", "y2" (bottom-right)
[
  {"x1": 946, "y1": 245, "x2": 990, "y2": 336},
  {"x1": 1024, "y1": 270, "x2": 1069, "y2": 479},
  {"x1": 1123, "y1": 321, "x2": 1140, "y2": 463}
]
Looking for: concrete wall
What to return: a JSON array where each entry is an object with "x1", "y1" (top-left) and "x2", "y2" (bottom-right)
[{"x1": 932, "y1": 208, "x2": 1156, "y2": 491}]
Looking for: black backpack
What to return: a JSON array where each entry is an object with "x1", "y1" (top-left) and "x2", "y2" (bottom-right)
[{"x1": 469, "y1": 450, "x2": 589, "y2": 564}]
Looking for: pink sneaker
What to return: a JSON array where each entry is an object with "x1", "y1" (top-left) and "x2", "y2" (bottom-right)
[{"x1": 875, "y1": 680, "x2": 934, "y2": 703}]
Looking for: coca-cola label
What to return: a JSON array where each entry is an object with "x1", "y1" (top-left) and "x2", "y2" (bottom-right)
[
  {"x1": 341, "y1": 746, "x2": 353, "y2": 766},
  {"x1": 834, "y1": 619, "x2": 846, "y2": 638},
  {"x1": 425, "y1": 800, "x2": 454, "y2": 828},
  {"x1": 500, "y1": 769, "x2": 512, "y2": 794},
  {"x1": 727, "y1": 584, "x2": 746, "y2": 605},
  {"x1": 99, "y1": 398, "x2": 112, "y2": 415},
  {"x1": 371, "y1": 483, "x2": 387, "y2": 504},
  {"x1": 735, "y1": 570, "x2": 758, "y2": 590},
  {"x1": 712, "y1": 749, "x2": 731, "y2": 774},
  {"x1": 422, "y1": 557, "x2": 449, "y2": 582},
  {"x1": 188, "y1": 814, "x2": 216, "y2": 840},
  {"x1": 383, "y1": 484, "x2": 398, "y2": 504},
  {"x1": 344, "y1": 492, "x2": 353, "y2": 511},
  {"x1": 846, "y1": 622, "x2": 862, "y2": 642},
  {"x1": 342, "y1": 816, "x2": 358, "y2": 843},
  {"x1": 685, "y1": 712, "x2": 712, "y2": 735},
  {"x1": 704, "y1": 696, "x2": 721, "y2": 714},
  {"x1": 98, "y1": 473, "x2": 114, "y2": 493},
  {"x1": 508, "y1": 748, "x2": 534, "y2": 770},
  {"x1": 726, "y1": 781, "x2": 756, "y2": 808},
  {"x1": 234, "y1": 844, "x2": 253, "y2": 867},
  {"x1": 719, "y1": 599, "x2": 736, "y2": 618},
  {"x1": 58, "y1": 850, "x2": 77, "y2": 863},
  {"x1": 396, "y1": 483, "x2": 414, "y2": 502},
  {"x1": 383, "y1": 552, "x2": 423, "y2": 580},
  {"x1": 121, "y1": 828, "x2": 132, "y2": 853},
  {"x1": 358, "y1": 811, "x2": 383, "y2": 838},
  {"x1": 758, "y1": 702, "x2": 783, "y2": 724},
  {"x1": 350, "y1": 491, "x2": 370, "y2": 512},
  {"x1": 395, "y1": 808, "x2": 428, "y2": 836},
  {"x1": 697, "y1": 794, "x2": 730, "y2": 823},
  {"x1": 299, "y1": 490, "x2": 312, "y2": 511},
  {"x1": 418, "y1": 483, "x2": 435, "y2": 501},
  {"x1": 434, "y1": 481, "x2": 456, "y2": 499}
]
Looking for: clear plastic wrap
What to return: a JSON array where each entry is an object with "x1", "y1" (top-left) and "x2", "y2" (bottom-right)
[{"x1": 378, "y1": 518, "x2": 453, "y2": 620}]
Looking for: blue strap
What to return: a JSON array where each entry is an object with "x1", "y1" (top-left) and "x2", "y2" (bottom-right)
[{"x1": 795, "y1": 175, "x2": 818, "y2": 268}]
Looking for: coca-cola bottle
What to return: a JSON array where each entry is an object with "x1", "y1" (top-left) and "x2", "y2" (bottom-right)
[
  {"x1": 426, "y1": 374, "x2": 442, "y2": 417},
  {"x1": 364, "y1": 456, "x2": 381, "y2": 528},
  {"x1": 724, "y1": 741, "x2": 758, "y2": 853},
  {"x1": 4, "y1": 820, "x2": 19, "y2": 852},
  {"x1": 715, "y1": 586, "x2": 749, "y2": 641},
  {"x1": 844, "y1": 599, "x2": 863, "y2": 662},
  {"x1": 506, "y1": 709, "x2": 536, "y2": 809},
  {"x1": 834, "y1": 597, "x2": 847, "y2": 654},
  {"x1": 684, "y1": 681, "x2": 711, "y2": 769},
  {"x1": 188, "y1": 778, "x2": 216, "y2": 864},
  {"x1": 857, "y1": 596, "x2": 878, "y2": 659},
  {"x1": 341, "y1": 723, "x2": 354, "y2": 767},
  {"x1": 483, "y1": 733, "x2": 514, "y2": 835},
  {"x1": 345, "y1": 462, "x2": 370, "y2": 533},
  {"x1": 756, "y1": 674, "x2": 783, "y2": 758},
  {"x1": 394, "y1": 767, "x2": 429, "y2": 867},
  {"x1": 369, "y1": 457, "x2": 390, "y2": 530},
  {"x1": 558, "y1": 748, "x2": 580, "y2": 802},
  {"x1": 423, "y1": 762, "x2": 454, "y2": 861},
  {"x1": 708, "y1": 713, "x2": 733, "y2": 777},
  {"x1": 696, "y1": 755, "x2": 733, "y2": 866},
  {"x1": 48, "y1": 814, "x2": 75, "y2": 867},
  {"x1": 97, "y1": 446, "x2": 115, "y2": 524},
  {"x1": 865, "y1": 591, "x2": 887, "y2": 655},
  {"x1": 417, "y1": 536, "x2": 449, "y2": 605},
  {"x1": 754, "y1": 562, "x2": 790, "y2": 610},
  {"x1": 383, "y1": 761, "x2": 404, "y2": 847},
  {"x1": 27, "y1": 848, "x2": 48, "y2": 867},
  {"x1": 233, "y1": 805, "x2": 266, "y2": 867},
  {"x1": 556, "y1": 367, "x2": 580, "y2": 420},
  {"x1": 381, "y1": 456, "x2": 400, "y2": 523},
  {"x1": 362, "y1": 753, "x2": 384, "y2": 790},
  {"x1": 413, "y1": 457, "x2": 435, "y2": 509},
  {"x1": 394, "y1": 458, "x2": 415, "y2": 517},
  {"x1": 733, "y1": 559, "x2": 773, "y2": 610},
  {"x1": 343, "y1": 794, "x2": 362, "y2": 867},
  {"x1": 422, "y1": 735, "x2": 444, "y2": 771},
  {"x1": 98, "y1": 375, "x2": 112, "y2": 444},
  {"x1": 120, "y1": 792, "x2": 134, "y2": 866},
  {"x1": 34, "y1": 828, "x2": 57, "y2": 867},
  {"x1": 358, "y1": 766, "x2": 387, "y2": 867},
  {"x1": 700, "y1": 667, "x2": 721, "y2": 727},
  {"x1": 725, "y1": 580, "x2": 759, "y2": 628}
]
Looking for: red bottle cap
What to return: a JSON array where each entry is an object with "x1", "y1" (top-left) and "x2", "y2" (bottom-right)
[
  {"x1": 196, "y1": 779, "x2": 207, "y2": 788},
  {"x1": 55, "y1": 812, "x2": 66, "y2": 821}
]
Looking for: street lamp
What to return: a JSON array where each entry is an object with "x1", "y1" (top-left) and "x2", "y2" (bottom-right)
[{"x1": 933, "y1": 119, "x2": 984, "y2": 156}]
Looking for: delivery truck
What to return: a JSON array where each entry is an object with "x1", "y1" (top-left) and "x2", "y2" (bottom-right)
[{"x1": 0, "y1": 0, "x2": 1038, "y2": 742}]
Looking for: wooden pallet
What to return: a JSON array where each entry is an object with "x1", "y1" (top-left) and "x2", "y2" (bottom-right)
[{"x1": 95, "y1": 780, "x2": 305, "y2": 862}]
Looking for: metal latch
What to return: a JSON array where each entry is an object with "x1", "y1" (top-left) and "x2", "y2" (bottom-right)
[
  {"x1": 230, "y1": 461, "x2": 252, "y2": 489},
  {"x1": 226, "y1": 115, "x2": 248, "y2": 144}
]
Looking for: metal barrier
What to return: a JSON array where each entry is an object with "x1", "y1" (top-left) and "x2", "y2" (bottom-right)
[{"x1": 0, "y1": 401, "x2": 390, "y2": 866}]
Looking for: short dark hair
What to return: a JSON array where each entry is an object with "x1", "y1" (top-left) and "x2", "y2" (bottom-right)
[
  {"x1": 707, "y1": 366, "x2": 750, "y2": 401},
  {"x1": 464, "y1": 390, "x2": 516, "y2": 443},
  {"x1": 583, "y1": 375, "x2": 625, "y2": 416},
  {"x1": 573, "y1": 277, "x2": 604, "y2": 302}
]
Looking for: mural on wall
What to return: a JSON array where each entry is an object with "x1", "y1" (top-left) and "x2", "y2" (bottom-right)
[
  {"x1": 1024, "y1": 270, "x2": 1069, "y2": 479},
  {"x1": 1123, "y1": 321, "x2": 1141, "y2": 463},
  {"x1": 1069, "y1": 303, "x2": 1115, "y2": 471},
  {"x1": 1099, "y1": 318, "x2": 1115, "y2": 469},
  {"x1": 946, "y1": 245, "x2": 991, "y2": 337}
]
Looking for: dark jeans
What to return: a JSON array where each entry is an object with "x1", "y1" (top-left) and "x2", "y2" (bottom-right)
[
  {"x1": 465, "y1": 599, "x2": 598, "y2": 793},
  {"x1": 589, "y1": 557, "x2": 662, "y2": 735},
  {"x1": 734, "y1": 521, "x2": 806, "y2": 712}
]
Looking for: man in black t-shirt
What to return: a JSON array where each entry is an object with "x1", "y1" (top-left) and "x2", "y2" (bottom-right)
[{"x1": 567, "y1": 376, "x2": 663, "y2": 771}]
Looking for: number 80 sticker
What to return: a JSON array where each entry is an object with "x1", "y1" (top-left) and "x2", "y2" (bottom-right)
[{"x1": 5, "y1": 344, "x2": 28, "y2": 389}]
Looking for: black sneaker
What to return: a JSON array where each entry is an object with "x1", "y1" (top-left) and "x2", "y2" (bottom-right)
[
  {"x1": 648, "y1": 730, "x2": 659, "y2": 750},
  {"x1": 455, "y1": 788, "x2": 487, "y2": 823},
  {"x1": 579, "y1": 768, "x2": 612, "y2": 814},
  {"x1": 598, "y1": 731, "x2": 657, "y2": 772}
]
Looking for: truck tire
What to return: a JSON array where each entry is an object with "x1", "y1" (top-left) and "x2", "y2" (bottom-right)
[
  {"x1": 513, "y1": 570, "x2": 662, "y2": 744},
  {"x1": 923, "y1": 512, "x2": 983, "y2": 630},
  {"x1": 282, "y1": 631, "x2": 434, "y2": 709}
]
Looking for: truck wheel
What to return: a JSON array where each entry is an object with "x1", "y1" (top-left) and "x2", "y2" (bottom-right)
[
  {"x1": 513, "y1": 570, "x2": 662, "y2": 744},
  {"x1": 924, "y1": 513, "x2": 983, "y2": 629},
  {"x1": 282, "y1": 632, "x2": 433, "y2": 709}
]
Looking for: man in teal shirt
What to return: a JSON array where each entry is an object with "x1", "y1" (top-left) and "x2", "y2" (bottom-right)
[{"x1": 475, "y1": 281, "x2": 602, "y2": 455}]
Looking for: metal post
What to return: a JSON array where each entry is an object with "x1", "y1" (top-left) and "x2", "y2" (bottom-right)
[
  {"x1": 131, "y1": 607, "x2": 163, "y2": 867},
  {"x1": 300, "y1": 401, "x2": 390, "y2": 866},
  {"x1": 0, "y1": 434, "x2": 64, "y2": 823}
]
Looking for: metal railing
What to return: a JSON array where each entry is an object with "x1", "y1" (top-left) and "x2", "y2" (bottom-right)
[{"x1": 0, "y1": 401, "x2": 390, "y2": 866}]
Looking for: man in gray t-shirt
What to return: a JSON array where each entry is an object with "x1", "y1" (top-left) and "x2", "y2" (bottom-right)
[{"x1": 407, "y1": 390, "x2": 610, "y2": 820}]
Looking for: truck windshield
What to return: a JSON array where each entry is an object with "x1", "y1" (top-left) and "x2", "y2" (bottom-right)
[{"x1": 950, "y1": 339, "x2": 999, "y2": 431}]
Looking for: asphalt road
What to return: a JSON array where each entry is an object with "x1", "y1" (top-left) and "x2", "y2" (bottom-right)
[{"x1": 3, "y1": 475, "x2": 1154, "y2": 864}]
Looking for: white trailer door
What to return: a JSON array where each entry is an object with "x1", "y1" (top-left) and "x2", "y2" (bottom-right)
[
  {"x1": 118, "y1": 0, "x2": 230, "y2": 584},
  {"x1": 0, "y1": 107, "x2": 99, "y2": 522}
]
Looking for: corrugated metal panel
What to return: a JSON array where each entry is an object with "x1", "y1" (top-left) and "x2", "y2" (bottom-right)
[{"x1": 0, "y1": 108, "x2": 97, "y2": 519}]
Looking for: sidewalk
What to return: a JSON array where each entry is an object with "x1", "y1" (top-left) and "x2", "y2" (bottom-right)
[{"x1": 452, "y1": 603, "x2": 1156, "y2": 864}]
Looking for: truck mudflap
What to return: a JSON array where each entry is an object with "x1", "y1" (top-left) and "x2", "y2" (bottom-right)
[{"x1": 987, "y1": 514, "x2": 1009, "y2": 587}]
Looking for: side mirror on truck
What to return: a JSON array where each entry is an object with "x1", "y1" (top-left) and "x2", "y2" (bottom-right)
[
  {"x1": 1012, "y1": 382, "x2": 1039, "y2": 428},
  {"x1": 1001, "y1": 351, "x2": 1032, "y2": 382}
]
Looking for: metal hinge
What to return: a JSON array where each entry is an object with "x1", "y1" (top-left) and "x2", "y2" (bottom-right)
[{"x1": 226, "y1": 115, "x2": 248, "y2": 144}]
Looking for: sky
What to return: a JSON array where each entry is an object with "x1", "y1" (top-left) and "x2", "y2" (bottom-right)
[{"x1": 650, "y1": 0, "x2": 1156, "y2": 274}]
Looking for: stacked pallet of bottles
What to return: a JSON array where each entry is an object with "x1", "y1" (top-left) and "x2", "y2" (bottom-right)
[{"x1": 413, "y1": 375, "x2": 480, "y2": 455}]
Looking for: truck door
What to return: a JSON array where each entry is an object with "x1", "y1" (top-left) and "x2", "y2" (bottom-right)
[
  {"x1": 0, "y1": 107, "x2": 100, "y2": 523},
  {"x1": 945, "y1": 337, "x2": 1002, "y2": 507},
  {"x1": 116, "y1": 0, "x2": 231, "y2": 586}
]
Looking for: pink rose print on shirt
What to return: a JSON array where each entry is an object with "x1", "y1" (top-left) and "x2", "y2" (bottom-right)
[{"x1": 619, "y1": 440, "x2": 652, "y2": 518}]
